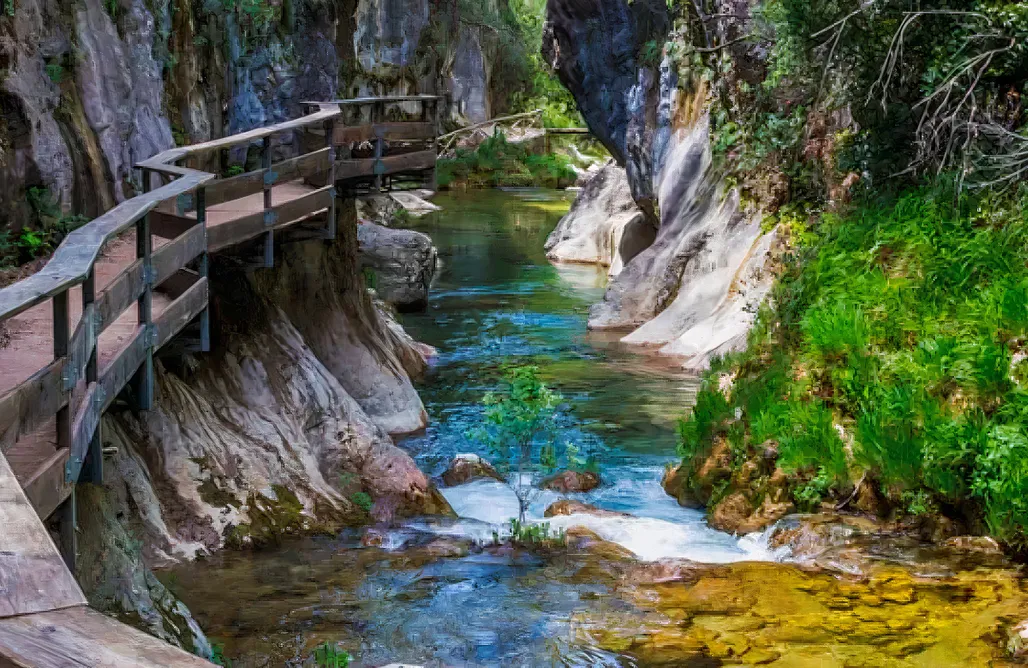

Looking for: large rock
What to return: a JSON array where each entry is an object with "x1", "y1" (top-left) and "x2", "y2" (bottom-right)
[
  {"x1": 544, "y1": 499, "x2": 630, "y2": 518},
  {"x1": 358, "y1": 221, "x2": 438, "y2": 311},
  {"x1": 544, "y1": 162, "x2": 653, "y2": 276},
  {"x1": 442, "y1": 454, "x2": 505, "y2": 486},
  {"x1": 540, "y1": 470, "x2": 601, "y2": 493}
]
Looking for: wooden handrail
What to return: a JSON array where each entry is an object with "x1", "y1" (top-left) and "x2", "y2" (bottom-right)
[{"x1": 0, "y1": 96, "x2": 441, "y2": 512}]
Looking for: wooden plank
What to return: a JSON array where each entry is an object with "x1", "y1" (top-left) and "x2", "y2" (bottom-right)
[
  {"x1": 148, "y1": 211, "x2": 196, "y2": 241},
  {"x1": 306, "y1": 95, "x2": 441, "y2": 106},
  {"x1": 151, "y1": 224, "x2": 205, "y2": 290},
  {"x1": 204, "y1": 170, "x2": 264, "y2": 209},
  {"x1": 207, "y1": 186, "x2": 334, "y2": 252},
  {"x1": 67, "y1": 383, "x2": 103, "y2": 484},
  {"x1": 156, "y1": 268, "x2": 199, "y2": 301},
  {"x1": 0, "y1": 172, "x2": 212, "y2": 322},
  {"x1": 334, "y1": 122, "x2": 436, "y2": 145},
  {"x1": 0, "y1": 451, "x2": 86, "y2": 618},
  {"x1": 65, "y1": 303, "x2": 97, "y2": 395},
  {"x1": 99, "y1": 328, "x2": 147, "y2": 415},
  {"x1": 154, "y1": 278, "x2": 208, "y2": 350},
  {"x1": 21, "y1": 448, "x2": 72, "y2": 520},
  {"x1": 0, "y1": 605, "x2": 214, "y2": 667},
  {"x1": 335, "y1": 150, "x2": 436, "y2": 181},
  {"x1": 0, "y1": 361, "x2": 68, "y2": 453},
  {"x1": 95, "y1": 260, "x2": 144, "y2": 333},
  {"x1": 143, "y1": 109, "x2": 340, "y2": 166}
]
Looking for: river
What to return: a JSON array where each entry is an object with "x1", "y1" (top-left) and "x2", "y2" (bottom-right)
[{"x1": 163, "y1": 190, "x2": 1028, "y2": 667}]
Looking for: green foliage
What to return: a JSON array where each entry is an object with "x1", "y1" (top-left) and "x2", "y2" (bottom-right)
[
  {"x1": 45, "y1": 60, "x2": 64, "y2": 85},
  {"x1": 437, "y1": 131, "x2": 577, "y2": 189},
  {"x1": 311, "y1": 642, "x2": 351, "y2": 668},
  {"x1": 349, "y1": 491, "x2": 372, "y2": 513},
  {"x1": 470, "y1": 366, "x2": 572, "y2": 523},
  {"x1": 0, "y1": 186, "x2": 89, "y2": 267},
  {"x1": 676, "y1": 184, "x2": 1028, "y2": 545},
  {"x1": 224, "y1": 165, "x2": 245, "y2": 178},
  {"x1": 505, "y1": 518, "x2": 566, "y2": 547},
  {"x1": 210, "y1": 643, "x2": 231, "y2": 667}
]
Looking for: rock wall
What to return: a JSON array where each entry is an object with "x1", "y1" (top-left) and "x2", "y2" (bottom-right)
[
  {"x1": 544, "y1": 0, "x2": 776, "y2": 370},
  {"x1": 0, "y1": 0, "x2": 501, "y2": 233}
]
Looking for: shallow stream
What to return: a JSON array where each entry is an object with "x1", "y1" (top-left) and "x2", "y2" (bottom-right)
[{"x1": 164, "y1": 191, "x2": 1028, "y2": 667}]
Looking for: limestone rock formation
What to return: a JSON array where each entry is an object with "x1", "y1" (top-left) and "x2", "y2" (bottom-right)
[
  {"x1": 543, "y1": 499, "x2": 630, "y2": 518},
  {"x1": 441, "y1": 454, "x2": 505, "y2": 486},
  {"x1": 544, "y1": 162, "x2": 652, "y2": 276},
  {"x1": 544, "y1": 0, "x2": 777, "y2": 371},
  {"x1": 358, "y1": 221, "x2": 438, "y2": 311}
]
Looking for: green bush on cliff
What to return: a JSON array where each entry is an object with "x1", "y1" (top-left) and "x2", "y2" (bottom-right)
[{"x1": 678, "y1": 184, "x2": 1028, "y2": 544}]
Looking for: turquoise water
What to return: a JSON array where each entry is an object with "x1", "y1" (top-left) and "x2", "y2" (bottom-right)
[{"x1": 164, "y1": 190, "x2": 768, "y2": 667}]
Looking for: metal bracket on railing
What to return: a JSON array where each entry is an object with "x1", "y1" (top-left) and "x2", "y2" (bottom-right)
[
  {"x1": 65, "y1": 456, "x2": 81, "y2": 483},
  {"x1": 264, "y1": 210, "x2": 278, "y2": 226},
  {"x1": 144, "y1": 323, "x2": 159, "y2": 348},
  {"x1": 142, "y1": 265, "x2": 156, "y2": 287},
  {"x1": 61, "y1": 365, "x2": 78, "y2": 392},
  {"x1": 264, "y1": 170, "x2": 278, "y2": 187},
  {"x1": 93, "y1": 386, "x2": 107, "y2": 408},
  {"x1": 177, "y1": 193, "x2": 194, "y2": 216},
  {"x1": 373, "y1": 161, "x2": 386, "y2": 175},
  {"x1": 92, "y1": 308, "x2": 103, "y2": 331}
]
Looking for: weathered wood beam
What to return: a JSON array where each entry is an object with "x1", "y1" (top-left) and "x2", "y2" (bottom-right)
[
  {"x1": 0, "y1": 451, "x2": 86, "y2": 618},
  {"x1": 333, "y1": 122, "x2": 436, "y2": 145},
  {"x1": 207, "y1": 185, "x2": 334, "y2": 252},
  {"x1": 0, "y1": 360, "x2": 69, "y2": 453},
  {"x1": 21, "y1": 448, "x2": 72, "y2": 521},
  {"x1": 149, "y1": 211, "x2": 197, "y2": 241},
  {"x1": 203, "y1": 148, "x2": 332, "y2": 209},
  {"x1": 335, "y1": 150, "x2": 437, "y2": 181}
]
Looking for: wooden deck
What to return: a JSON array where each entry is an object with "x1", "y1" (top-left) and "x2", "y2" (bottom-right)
[{"x1": 0, "y1": 96, "x2": 441, "y2": 667}]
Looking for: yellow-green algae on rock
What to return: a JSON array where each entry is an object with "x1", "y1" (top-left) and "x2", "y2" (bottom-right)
[{"x1": 579, "y1": 560, "x2": 1028, "y2": 667}]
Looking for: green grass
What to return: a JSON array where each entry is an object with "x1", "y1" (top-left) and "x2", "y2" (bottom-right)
[{"x1": 678, "y1": 183, "x2": 1028, "y2": 546}]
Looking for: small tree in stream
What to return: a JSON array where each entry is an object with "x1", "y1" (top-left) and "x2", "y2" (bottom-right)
[{"x1": 472, "y1": 366, "x2": 566, "y2": 524}]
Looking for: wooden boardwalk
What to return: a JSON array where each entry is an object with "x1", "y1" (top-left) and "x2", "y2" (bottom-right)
[{"x1": 0, "y1": 95, "x2": 441, "y2": 666}]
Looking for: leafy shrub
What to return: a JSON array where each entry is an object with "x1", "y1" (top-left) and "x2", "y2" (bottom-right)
[{"x1": 437, "y1": 131, "x2": 576, "y2": 189}]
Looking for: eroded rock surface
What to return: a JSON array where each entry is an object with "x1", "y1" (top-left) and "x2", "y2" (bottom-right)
[
  {"x1": 544, "y1": 162, "x2": 651, "y2": 276},
  {"x1": 545, "y1": 0, "x2": 777, "y2": 371}
]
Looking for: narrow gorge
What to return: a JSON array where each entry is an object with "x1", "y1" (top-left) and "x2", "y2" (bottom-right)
[{"x1": 2, "y1": 0, "x2": 1028, "y2": 666}]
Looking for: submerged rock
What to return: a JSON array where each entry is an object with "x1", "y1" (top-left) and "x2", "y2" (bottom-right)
[
  {"x1": 540, "y1": 470, "x2": 601, "y2": 493},
  {"x1": 441, "y1": 453, "x2": 505, "y2": 486},
  {"x1": 358, "y1": 221, "x2": 438, "y2": 312}
]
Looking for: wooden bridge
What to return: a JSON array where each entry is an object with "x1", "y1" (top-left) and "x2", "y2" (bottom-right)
[{"x1": 0, "y1": 95, "x2": 441, "y2": 666}]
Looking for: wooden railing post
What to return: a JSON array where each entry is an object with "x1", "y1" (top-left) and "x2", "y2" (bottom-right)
[
  {"x1": 197, "y1": 185, "x2": 211, "y2": 352},
  {"x1": 81, "y1": 268, "x2": 102, "y2": 484},
  {"x1": 132, "y1": 169, "x2": 154, "y2": 411},
  {"x1": 53, "y1": 288, "x2": 76, "y2": 571},
  {"x1": 430, "y1": 98, "x2": 442, "y2": 191},
  {"x1": 372, "y1": 101, "x2": 384, "y2": 192},
  {"x1": 263, "y1": 136, "x2": 274, "y2": 267},
  {"x1": 325, "y1": 116, "x2": 337, "y2": 240}
]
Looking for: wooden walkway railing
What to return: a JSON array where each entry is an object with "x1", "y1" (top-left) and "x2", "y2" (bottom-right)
[{"x1": 0, "y1": 95, "x2": 440, "y2": 666}]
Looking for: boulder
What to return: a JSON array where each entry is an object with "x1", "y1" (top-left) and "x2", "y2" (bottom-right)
[
  {"x1": 661, "y1": 462, "x2": 703, "y2": 509},
  {"x1": 543, "y1": 499, "x2": 630, "y2": 518},
  {"x1": 544, "y1": 162, "x2": 653, "y2": 276},
  {"x1": 709, "y1": 492, "x2": 793, "y2": 535},
  {"x1": 358, "y1": 221, "x2": 438, "y2": 311},
  {"x1": 540, "y1": 470, "x2": 601, "y2": 493},
  {"x1": 943, "y1": 536, "x2": 1003, "y2": 554},
  {"x1": 441, "y1": 454, "x2": 505, "y2": 487}
]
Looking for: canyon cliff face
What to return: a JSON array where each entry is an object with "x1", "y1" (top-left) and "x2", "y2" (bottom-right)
[
  {"x1": 544, "y1": 0, "x2": 776, "y2": 370},
  {"x1": 0, "y1": 0, "x2": 502, "y2": 234}
]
